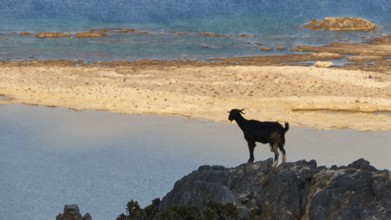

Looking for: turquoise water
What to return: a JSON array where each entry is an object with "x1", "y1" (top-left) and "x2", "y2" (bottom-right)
[{"x1": 1, "y1": 0, "x2": 391, "y2": 61}]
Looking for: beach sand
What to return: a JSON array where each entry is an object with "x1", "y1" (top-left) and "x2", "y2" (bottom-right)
[{"x1": 0, "y1": 56, "x2": 390, "y2": 131}]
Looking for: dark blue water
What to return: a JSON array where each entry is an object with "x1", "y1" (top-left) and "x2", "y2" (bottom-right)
[{"x1": 1, "y1": 0, "x2": 391, "y2": 61}]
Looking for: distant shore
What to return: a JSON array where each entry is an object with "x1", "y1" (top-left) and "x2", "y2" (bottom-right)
[{"x1": 1, "y1": 35, "x2": 390, "y2": 131}]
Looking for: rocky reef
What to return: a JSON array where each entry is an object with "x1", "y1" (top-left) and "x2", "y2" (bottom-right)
[
  {"x1": 304, "y1": 17, "x2": 378, "y2": 32},
  {"x1": 117, "y1": 158, "x2": 391, "y2": 219},
  {"x1": 74, "y1": 31, "x2": 108, "y2": 38},
  {"x1": 36, "y1": 32, "x2": 72, "y2": 38}
]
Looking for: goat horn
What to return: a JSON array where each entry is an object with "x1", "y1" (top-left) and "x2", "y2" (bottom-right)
[{"x1": 239, "y1": 109, "x2": 245, "y2": 114}]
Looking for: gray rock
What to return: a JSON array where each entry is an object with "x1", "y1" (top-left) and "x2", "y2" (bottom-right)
[
  {"x1": 56, "y1": 204, "x2": 92, "y2": 220},
  {"x1": 158, "y1": 158, "x2": 391, "y2": 219},
  {"x1": 348, "y1": 158, "x2": 376, "y2": 171}
]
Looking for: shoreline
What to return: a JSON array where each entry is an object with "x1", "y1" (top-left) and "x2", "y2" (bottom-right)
[
  {"x1": 1, "y1": 34, "x2": 391, "y2": 131},
  {"x1": 1, "y1": 33, "x2": 390, "y2": 71},
  {"x1": 3, "y1": 18, "x2": 390, "y2": 63}
]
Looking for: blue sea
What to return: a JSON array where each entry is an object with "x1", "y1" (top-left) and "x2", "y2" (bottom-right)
[{"x1": 1, "y1": 0, "x2": 391, "y2": 61}]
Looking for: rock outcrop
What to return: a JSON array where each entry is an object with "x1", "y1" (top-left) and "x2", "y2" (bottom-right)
[
  {"x1": 119, "y1": 158, "x2": 390, "y2": 219},
  {"x1": 304, "y1": 17, "x2": 378, "y2": 32},
  {"x1": 56, "y1": 204, "x2": 92, "y2": 220},
  {"x1": 36, "y1": 32, "x2": 72, "y2": 38}
]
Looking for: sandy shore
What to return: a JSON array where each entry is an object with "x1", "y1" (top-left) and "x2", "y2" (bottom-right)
[{"x1": 0, "y1": 57, "x2": 390, "y2": 131}]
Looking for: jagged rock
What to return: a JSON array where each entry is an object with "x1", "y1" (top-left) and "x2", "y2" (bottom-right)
[
  {"x1": 157, "y1": 158, "x2": 391, "y2": 219},
  {"x1": 304, "y1": 17, "x2": 378, "y2": 32},
  {"x1": 309, "y1": 169, "x2": 380, "y2": 219},
  {"x1": 56, "y1": 204, "x2": 92, "y2": 220},
  {"x1": 347, "y1": 158, "x2": 377, "y2": 171}
]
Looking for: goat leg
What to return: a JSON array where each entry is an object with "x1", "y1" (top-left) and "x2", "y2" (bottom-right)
[
  {"x1": 279, "y1": 146, "x2": 286, "y2": 164},
  {"x1": 281, "y1": 149, "x2": 286, "y2": 163},
  {"x1": 272, "y1": 144, "x2": 279, "y2": 166},
  {"x1": 247, "y1": 141, "x2": 255, "y2": 163}
]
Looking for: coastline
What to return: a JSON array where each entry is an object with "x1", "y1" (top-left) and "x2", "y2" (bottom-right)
[
  {"x1": 1, "y1": 51, "x2": 390, "y2": 131},
  {"x1": 1, "y1": 32, "x2": 391, "y2": 131}
]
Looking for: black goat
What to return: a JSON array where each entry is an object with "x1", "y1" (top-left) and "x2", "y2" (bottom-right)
[{"x1": 228, "y1": 109, "x2": 289, "y2": 166}]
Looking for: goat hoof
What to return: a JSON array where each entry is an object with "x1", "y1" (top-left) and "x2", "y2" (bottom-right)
[{"x1": 247, "y1": 159, "x2": 254, "y2": 164}]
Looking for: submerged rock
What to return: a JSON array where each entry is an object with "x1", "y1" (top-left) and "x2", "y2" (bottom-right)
[
  {"x1": 304, "y1": 17, "x2": 378, "y2": 32},
  {"x1": 200, "y1": 32, "x2": 225, "y2": 37},
  {"x1": 18, "y1": 32, "x2": 33, "y2": 36},
  {"x1": 260, "y1": 47, "x2": 273, "y2": 51},
  {"x1": 75, "y1": 31, "x2": 108, "y2": 38},
  {"x1": 347, "y1": 55, "x2": 384, "y2": 62}
]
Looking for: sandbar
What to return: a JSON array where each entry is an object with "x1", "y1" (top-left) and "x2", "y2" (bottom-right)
[{"x1": 0, "y1": 56, "x2": 390, "y2": 131}]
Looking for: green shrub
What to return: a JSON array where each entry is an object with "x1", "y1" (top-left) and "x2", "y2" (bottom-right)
[{"x1": 117, "y1": 199, "x2": 240, "y2": 220}]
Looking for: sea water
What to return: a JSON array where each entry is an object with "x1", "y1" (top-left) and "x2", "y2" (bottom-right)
[
  {"x1": 0, "y1": 105, "x2": 247, "y2": 219},
  {"x1": 0, "y1": 104, "x2": 390, "y2": 220},
  {"x1": 1, "y1": 1, "x2": 391, "y2": 219},
  {"x1": 1, "y1": 0, "x2": 391, "y2": 61}
]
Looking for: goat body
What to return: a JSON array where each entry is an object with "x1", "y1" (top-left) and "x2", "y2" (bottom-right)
[{"x1": 228, "y1": 109, "x2": 289, "y2": 166}]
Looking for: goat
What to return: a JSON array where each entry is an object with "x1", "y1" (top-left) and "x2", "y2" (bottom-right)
[{"x1": 228, "y1": 109, "x2": 289, "y2": 166}]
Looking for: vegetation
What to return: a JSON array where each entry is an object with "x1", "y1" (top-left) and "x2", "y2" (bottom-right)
[{"x1": 117, "y1": 199, "x2": 240, "y2": 220}]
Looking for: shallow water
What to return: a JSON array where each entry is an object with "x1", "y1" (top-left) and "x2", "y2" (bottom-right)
[
  {"x1": 0, "y1": 104, "x2": 390, "y2": 219},
  {"x1": 1, "y1": 1, "x2": 390, "y2": 61}
]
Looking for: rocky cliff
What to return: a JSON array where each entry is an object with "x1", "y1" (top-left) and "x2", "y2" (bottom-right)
[{"x1": 118, "y1": 158, "x2": 391, "y2": 219}]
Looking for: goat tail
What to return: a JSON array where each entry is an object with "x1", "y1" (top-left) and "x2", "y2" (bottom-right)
[{"x1": 284, "y1": 122, "x2": 289, "y2": 133}]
